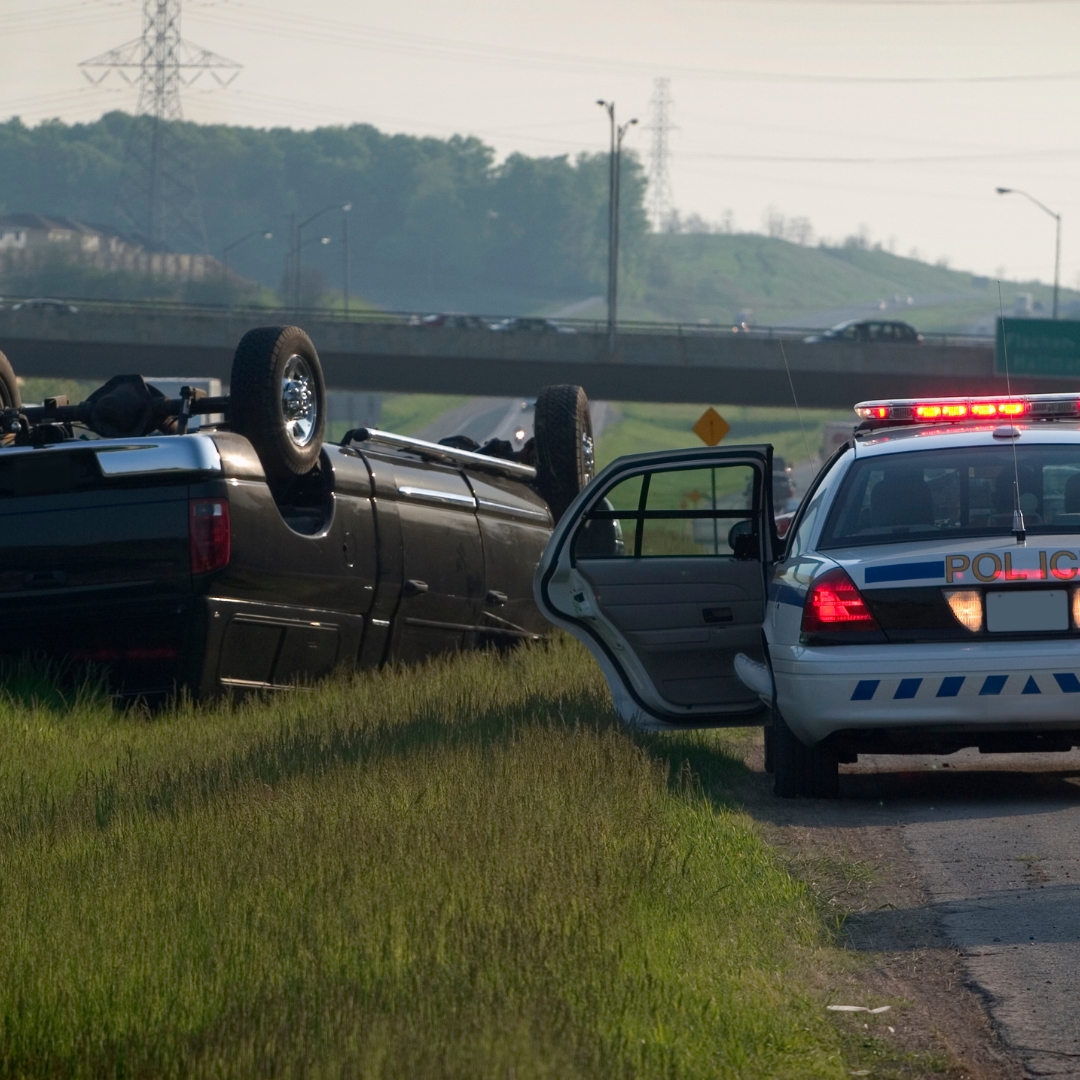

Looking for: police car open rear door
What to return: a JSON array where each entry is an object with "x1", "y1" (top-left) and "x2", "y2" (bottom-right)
[{"x1": 535, "y1": 445, "x2": 776, "y2": 729}]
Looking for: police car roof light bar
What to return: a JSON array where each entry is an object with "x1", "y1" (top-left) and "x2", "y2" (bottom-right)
[{"x1": 854, "y1": 394, "x2": 1080, "y2": 424}]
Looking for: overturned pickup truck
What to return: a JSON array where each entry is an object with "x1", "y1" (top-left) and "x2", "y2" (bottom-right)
[{"x1": 0, "y1": 326, "x2": 595, "y2": 697}]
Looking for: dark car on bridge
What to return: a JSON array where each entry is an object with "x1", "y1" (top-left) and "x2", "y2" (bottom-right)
[
  {"x1": 804, "y1": 319, "x2": 922, "y2": 344},
  {"x1": 0, "y1": 326, "x2": 595, "y2": 699},
  {"x1": 492, "y1": 317, "x2": 576, "y2": 334}
]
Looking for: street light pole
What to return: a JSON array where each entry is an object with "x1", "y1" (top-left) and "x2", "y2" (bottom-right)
[
  {"x1": 341, "y1": 202, "x2": 353, "y2": 317},
  {"x1": 294, "y1": 201, "x2": 352, "y2": 311},
  {"x1": 222, "y1": 229, "x2": 272, "y2": 305},
  {"x1": 597, "y1": 100, "x2": 637, "y2": 355},
  {"x1": 996, "y1": 186, "x2": 1062, "y2": 319}
]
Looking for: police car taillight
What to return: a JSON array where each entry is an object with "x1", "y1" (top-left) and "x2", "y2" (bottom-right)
[
  {"x1": 801, "y1": 568, "x2": 880, "y2": 633},
  {"x1": 854, "y1": 394, "x2": 1080, "y2": 423}
]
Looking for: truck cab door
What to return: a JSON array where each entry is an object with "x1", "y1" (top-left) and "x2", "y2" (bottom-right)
[{"x1": 535, "y1": 445, "x2": 775, "y2": 729}]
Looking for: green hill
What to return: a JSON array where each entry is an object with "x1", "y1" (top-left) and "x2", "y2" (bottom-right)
[{"x1": 561, "y1": 233, "x2": 1074, "y2": 334}]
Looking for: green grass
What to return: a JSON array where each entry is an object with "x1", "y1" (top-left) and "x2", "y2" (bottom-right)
[
  {"x1": 377, "y1": 393, "x2": 473, "y2": 435},
  {"x1": 597, "y1": 402, "x2": 851, "y2": 471},
  {"x1": 615, "y1": 233, "x2": 1079, "y2": 331},
  {"x1": 0, "y1": 639, "x2": 892, "y2": 1079}
]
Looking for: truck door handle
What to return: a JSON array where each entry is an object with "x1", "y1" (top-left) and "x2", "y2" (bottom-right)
[
  {"x1": 403, "y1": 579, "x2": 429, "y2": 597},
  {"x1": 485, "y1": 590, "x2": 507, "y2": 606}
]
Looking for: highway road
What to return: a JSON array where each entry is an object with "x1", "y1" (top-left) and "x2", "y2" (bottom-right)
[
  {"x1": 417, "y1": 395, "x2": 618, "y2": 451},
  {"x1": 795, "y1": 754, "x2": 1080, "y2": 1076}
]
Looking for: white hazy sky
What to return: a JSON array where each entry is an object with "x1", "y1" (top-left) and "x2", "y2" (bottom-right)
[{"x1": 2, "y1": 0, "x2": 1080, "y2": 285}]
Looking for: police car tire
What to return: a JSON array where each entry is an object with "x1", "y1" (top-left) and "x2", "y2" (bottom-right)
[
  {"x1": 534, "y1": 384, "x2": 594, "y2": 523},
  {"x1": 763, "y1": 719, "x2": 776, "y2": 774},
  {"x1": 230, "y1": 326, "x2": 326, "y2": 480},
  {"x1": 0, "y1": 351, "x2": 20, "y2": 409},
  {"x1": 773, "y1": 710, "x2": 839, "y2": 798}
]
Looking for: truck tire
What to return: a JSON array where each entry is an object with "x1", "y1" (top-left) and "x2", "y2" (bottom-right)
[
  {"x1": 763, "y1": 720, "x2": 776, "y2": 774},
  {"x1": 0, "y1": 351, "x2": 21, "y2": 409},
  {"x1": 773, "y1": 709, "x2": 839, "y2": 798},
  {"x1": 230, "y1": 326, "x2": 325, "y2": 479},
  {"x1": 534, "y1": 384, "x2": 594, "y2": 523}
]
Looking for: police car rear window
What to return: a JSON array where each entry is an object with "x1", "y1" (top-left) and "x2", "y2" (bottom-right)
[{"x1": 820, "y1": 445, "x2": 1080, "y2": 548}]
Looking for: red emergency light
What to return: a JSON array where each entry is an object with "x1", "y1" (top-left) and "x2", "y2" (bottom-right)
[{"x1": 854, "y1": 394, "x2": 1080, "y2": 424}]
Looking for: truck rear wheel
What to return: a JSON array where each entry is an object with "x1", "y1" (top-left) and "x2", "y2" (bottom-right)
[
  {"x1": 230, "y1": 326, "x2": 326, "y2": 480},
  {"x1": 773, "y1": 710, "x2": 838, "y2": 798},
  {"x1": 0, "y1": 351, "x2": 21, "y2": 409},
  {"x1": 533, "y1": 384, "x2": 594, "y2": 523}
]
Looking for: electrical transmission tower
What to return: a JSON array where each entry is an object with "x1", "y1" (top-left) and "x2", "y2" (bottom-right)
[
  {"x1": 644, "y1": 78, "x2": 676, "y2": 232},
  {"x1": 81, "y1": 1, "x2": 241, "y2": 250}
]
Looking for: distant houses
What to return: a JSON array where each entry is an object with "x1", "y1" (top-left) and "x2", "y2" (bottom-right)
[{"x1": 0, "y1": 214, "x2": 219, "y2": 281}]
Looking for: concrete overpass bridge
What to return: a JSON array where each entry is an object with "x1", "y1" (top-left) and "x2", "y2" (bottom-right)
[{"x1": 0, "y1": 301, "x2": 1056, "y2": 409}]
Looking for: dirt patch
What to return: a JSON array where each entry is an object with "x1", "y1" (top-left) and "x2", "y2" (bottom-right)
[{"x1": 728, "y1": 736, "x2": 1025, "y2": 1080}]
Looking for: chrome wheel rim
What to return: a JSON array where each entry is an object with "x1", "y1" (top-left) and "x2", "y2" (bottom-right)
[
  {"x1": 281, "y1": 354, "x2": 318, "y2": 447},
  {"x1": 581, "y1": 429, "x2": 595, "y2": 483}
]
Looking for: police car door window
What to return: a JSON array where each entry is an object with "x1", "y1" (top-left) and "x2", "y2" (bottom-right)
[
  {"x1": 820, "y1": 445, "x2": 1080, "y2": 548},
  {"x1": 573, "y1": 465, "x2": 756, "y2": 559}
]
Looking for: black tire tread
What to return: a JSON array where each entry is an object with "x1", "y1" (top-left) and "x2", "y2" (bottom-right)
[
  {"x1": 534, "y1": 383, "x2": 591, "y2": 522},
  {"x1": 0, "y1": 351, "x2": 20, "y2": 409},
  {"x1": 230, "y1": 326, "x2": 325, "y2": 479},
  {"x1": 773, "y1": 710, "x2": 839, "y2": 798}
]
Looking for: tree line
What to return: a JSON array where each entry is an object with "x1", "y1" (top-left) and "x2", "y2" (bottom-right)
[{"x1": 0, "y1": 113, "x2": 647, "y2": 311}]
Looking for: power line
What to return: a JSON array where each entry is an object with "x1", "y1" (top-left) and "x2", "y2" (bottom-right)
[
  {"x1": 80, "y1": 0, "x2": 241, "y2": 249},
  {"x1": 190, "y1": 5, "x2": 1080, "y2": 85},
  {"x1": 644, "y1": 78, "x2": 676, "y2": 231}
]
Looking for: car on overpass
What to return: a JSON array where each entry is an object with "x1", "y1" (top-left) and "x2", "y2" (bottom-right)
[
  {"x1": 10, "y1": 297, "x2": 80, "y2": 314},
  {"x1": 804, "y1": 319, "x2": 921, "y2": 345},
  {"x1": 0, "y1": 326, "x2": 595, "y2": 699},
  {"x1": 536, "y1": 391, "x2": 1080, "y2": 797},
  {"x1": 492, "y1": 317, "x2": 576, "y2": 334},
  {"x1": 409, "y1": 312, "x2": 492, "y2": 330}
]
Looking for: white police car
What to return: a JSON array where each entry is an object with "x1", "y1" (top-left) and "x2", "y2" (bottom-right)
[{"x1": 535, "y1": 394, "x2": 1080, "y2": 797}]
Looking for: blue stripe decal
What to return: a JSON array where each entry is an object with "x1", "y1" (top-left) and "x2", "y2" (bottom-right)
[
  {"x1": 1022, "y1": 676, "x2": 1041, "y2": 695},
  {"x1": 894, "y1": 678, "x2": 922, "y2": 699},
  {"x1": 768, "y1": 581, "x2": 805, "y2": 608},
  {"x1": 980, "y1": 675, "x2": 1008, "y2": 696},
  {"x1": 851, "y1": 680, "x2": 880, "y2": 701},
  {"x1": 864, "y1": 560, "x2": 946, "y2": 584},
  {"x1": 1054, "y1": 673, "x2": 1080, "y2": 693},
  {"x1": 937, "y1": 676, "x2": 965, "y2": 698}
]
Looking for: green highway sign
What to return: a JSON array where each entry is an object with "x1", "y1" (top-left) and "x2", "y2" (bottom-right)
[{"x1": 996, "y1": 318, "x2": 1080, "y2": 377}]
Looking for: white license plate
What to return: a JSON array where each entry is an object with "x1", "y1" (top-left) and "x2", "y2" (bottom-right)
[{"x1": 985, "y1": 590, "x2": 1068, "y2": 633}]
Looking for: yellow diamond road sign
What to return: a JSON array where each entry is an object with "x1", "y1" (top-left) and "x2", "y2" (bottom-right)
[{"x1": 693, "y1": 407, "x2": 730, "y2": 447}]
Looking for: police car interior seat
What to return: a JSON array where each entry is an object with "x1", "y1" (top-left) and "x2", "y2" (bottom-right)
[{"x1": 869, "y1": 473, "x2": 935, "y2": 529}]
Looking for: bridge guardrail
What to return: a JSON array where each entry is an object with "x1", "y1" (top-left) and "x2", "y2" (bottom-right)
[{"x1": 0, "y1": 295, "x2": 994, "y2": 348}]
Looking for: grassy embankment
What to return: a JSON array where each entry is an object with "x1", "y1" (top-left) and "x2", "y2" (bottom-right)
[
  {"x1": 0, "y1": 638, "x2": 902, "y2": 1079},
  {"x1": 554, "y1": 233, "x2": 1078, "y2": 331}
]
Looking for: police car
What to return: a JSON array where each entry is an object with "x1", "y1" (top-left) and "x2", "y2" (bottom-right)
[{"x1": 534, "y1": 393, "x2": 1080, "y2": 797}]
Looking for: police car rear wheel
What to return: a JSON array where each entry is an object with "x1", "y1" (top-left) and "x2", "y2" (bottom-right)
[{"x1": 773, "y1": 710, "x2": 839, "y2": 799}]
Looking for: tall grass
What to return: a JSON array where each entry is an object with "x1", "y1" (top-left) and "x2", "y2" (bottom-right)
[{"x1": 0, "y1": 638, "x2": 851, "y2": 1078}]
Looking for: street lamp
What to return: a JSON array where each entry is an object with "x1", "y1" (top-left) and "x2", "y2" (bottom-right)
[
  {"x1": 597, "y1": 100, "x2": 637, "y2": 354},
  {"x1": 341, "y1": 202, "x2": 353, "y2": 317},
  {"x1": 221, "y1": 229, "x2": 273, "y2": 300},
  {"x1": 290, "y1": 202, "x2": 352, "y2": 310},
  {"x1": 996, "y1": 186, "x2": 1061, "y2": 319}
]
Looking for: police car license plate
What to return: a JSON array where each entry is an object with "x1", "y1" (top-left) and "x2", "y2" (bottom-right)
[{"x1": 985, "y1": 590, "x2": 1068, "y2": 633}]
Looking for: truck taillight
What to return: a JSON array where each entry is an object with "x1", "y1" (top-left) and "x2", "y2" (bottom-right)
[
  {"x1": 190, "y1": 498, "x2": 230, "y2": 574},
  {"x1": 801, "y1": 567, "x2": 879, "y2": 633}
]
